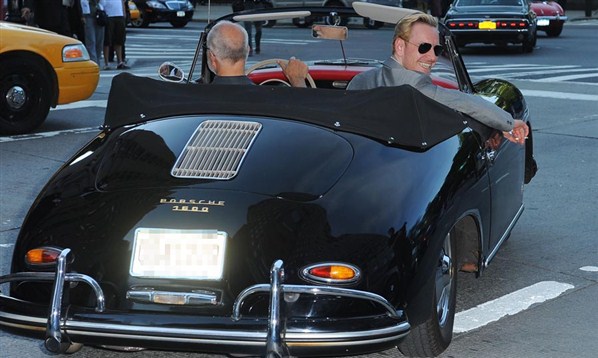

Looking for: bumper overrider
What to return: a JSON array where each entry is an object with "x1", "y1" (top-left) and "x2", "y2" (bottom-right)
[{"x1": 0, "y1": 250, "x2": 410, "y2": 356}]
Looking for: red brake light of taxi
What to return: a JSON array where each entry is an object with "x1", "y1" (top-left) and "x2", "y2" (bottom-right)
[{"x1": 301, "y1": 263, "x2": 361, "y2": 284}]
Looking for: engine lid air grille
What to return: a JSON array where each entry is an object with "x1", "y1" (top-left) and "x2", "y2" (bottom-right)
[{"x1": 171, "y1": 120, "x2": 262, "y2": 180}]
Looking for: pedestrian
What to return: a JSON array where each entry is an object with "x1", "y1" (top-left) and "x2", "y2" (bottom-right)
[
  {"x1": 102, "y1": 0, "x2": 128, "y2": 70},
  {"x1": 21, "y1": 0, "x2": 71, "y2": 36},
  {"x1": 64, "y1": 0, "x2": 85, "y2": 42},
  {"x1": 231, "y1": 0, "x2": 265, "y2": 56},
  {"x1": 81, "y1": 0, "x2": 105, "y2": 64}
]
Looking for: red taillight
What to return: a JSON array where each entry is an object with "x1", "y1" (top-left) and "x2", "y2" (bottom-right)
[{"x1": 448, "y1": 21, "x2": 479, "y2": 29}]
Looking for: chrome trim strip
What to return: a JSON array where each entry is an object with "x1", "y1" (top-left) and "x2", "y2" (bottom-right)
[
  {"x1": 126, "y1": 289, "x2": 218, "y2": 306},
  {"x1": 45, "y1": 248, "x2": 69, "y2": 353},
  {"x1": 233, "y1": 284, "x2": 401, "y2": 322},
  {"x1": 266, "y1": 260, "x2": 285, "y2": 357},
  {"x1": 484, "y1": 204, "x2": 525, "y2": 266},
  {"x1": 0, "y1": 273, "x2": 105, "y2": 312}
]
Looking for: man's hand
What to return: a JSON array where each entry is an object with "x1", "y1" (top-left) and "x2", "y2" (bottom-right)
[
  {"x1": 278, "y1": 57, "x2": 308, "y2": 88},
  {"x1": 502, "y1": 119, "x2": 529, "y2": 145}
]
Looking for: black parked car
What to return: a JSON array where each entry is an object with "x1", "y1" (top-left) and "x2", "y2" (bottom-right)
[
  {"x1": 130, "y1": 0, "x2": 195, "y2": 28},
  {"x1": 0, "y1": 4, "x2": 537, "y2": 357},
  {"x1": 443, "y1": 0, "x2": 538, "y2": 52}
]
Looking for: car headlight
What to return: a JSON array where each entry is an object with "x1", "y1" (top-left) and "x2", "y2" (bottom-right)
[
  {"x1": 147, "y1": 1, "x2": 167, "y2": 9},
  {"x1": 62, "y1": 44, "x2": 90, "y2": 62}
]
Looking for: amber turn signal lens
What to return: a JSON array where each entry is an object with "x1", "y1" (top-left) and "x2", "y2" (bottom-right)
[{"x1": 25, "y1": 247, "x2": 61, "y2": 266}]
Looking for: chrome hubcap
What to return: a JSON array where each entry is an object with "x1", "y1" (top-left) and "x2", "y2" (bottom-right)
[
  {"x1": 6, "y1": 86, "x2": 26, "y2": 110},
  {"x1": 436, "y1": 233, "x2": 453, "y2": 327}
]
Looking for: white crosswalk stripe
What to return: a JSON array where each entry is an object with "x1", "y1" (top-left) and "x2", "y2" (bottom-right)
[{"x1": 466, "y1": 63, "x2": 598, "y2": 83}]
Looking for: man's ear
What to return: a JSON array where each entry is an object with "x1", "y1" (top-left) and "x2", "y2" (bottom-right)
[{"x1": 394, "y1": 38, "x2": 405, "y2": 59}]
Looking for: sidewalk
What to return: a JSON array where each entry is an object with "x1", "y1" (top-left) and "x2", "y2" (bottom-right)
[{"x1": 191, "y1": 5, "x2": 598, "y2": 23}]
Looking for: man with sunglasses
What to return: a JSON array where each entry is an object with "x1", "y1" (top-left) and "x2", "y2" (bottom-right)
[{"x1": 347, "y1": 12, "x2": 528, "y2": 144}]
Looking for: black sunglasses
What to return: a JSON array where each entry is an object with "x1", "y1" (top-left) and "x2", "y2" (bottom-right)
[{"x1": 404, "y1": 39, "x2": 444, "y2": 56}]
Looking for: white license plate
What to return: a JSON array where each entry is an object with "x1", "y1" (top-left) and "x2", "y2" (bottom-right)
[
  {"x1": 177, "y1": 11, "x2": 185, "y2": 17},
  {"x1": 537, "y1": 19, "x2": 550, "y2": 26},
  {"x1": 130, "y1": 228, "x2": 226, "y2": 280}
]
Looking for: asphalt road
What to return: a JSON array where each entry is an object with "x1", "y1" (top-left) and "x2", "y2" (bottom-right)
[{"x1": 1, "y1": 20, "x2": 597, "y2": 358}]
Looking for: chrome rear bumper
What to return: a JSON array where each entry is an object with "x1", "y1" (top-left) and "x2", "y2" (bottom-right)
[{"x1": 0, "y1": 251, "x2": 410, "y2": 356}]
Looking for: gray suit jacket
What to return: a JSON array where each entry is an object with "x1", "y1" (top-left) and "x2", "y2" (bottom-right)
[{"x1": 347, "y1": 58, "x2": 514, "y2": 131}]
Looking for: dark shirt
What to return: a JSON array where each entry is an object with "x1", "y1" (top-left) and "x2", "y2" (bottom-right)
[{"x1": 211, "y1": 75, "x2": 255, "y2": 85}]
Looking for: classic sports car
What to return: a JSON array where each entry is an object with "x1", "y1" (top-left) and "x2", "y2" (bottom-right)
[
  {"x1": 130, "y1": 0, "x2": 195, "y2": 28},
  {"x1": 530, "y1": 0, "x2": 567, "y2": 37},
  {"x1": 0, "y1": 4, "x2": 537, "y2": 357},
  {"x1": 443, "y1": 0, "x2": 538, "y2": 52},
  {"x1": 0, "y1": 21, "x2": 99, "y2": 134}
]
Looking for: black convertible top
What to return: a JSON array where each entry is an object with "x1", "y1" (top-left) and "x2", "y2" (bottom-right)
[{"x1": 104, "y1": 73, "x2": 468, "y2": 149}]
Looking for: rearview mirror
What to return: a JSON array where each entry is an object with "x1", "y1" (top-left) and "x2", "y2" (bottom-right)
[
  {"x1": 311, "y1": 25, "x2": 348, "y2": 41},
  {"x1": 158, "y1": 62, "x2": 185, "y2": 83}
]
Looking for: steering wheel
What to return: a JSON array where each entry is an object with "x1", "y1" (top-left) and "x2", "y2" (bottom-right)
[{"x1": 245, "y1": 58, "x2": 317, "y2": 88}]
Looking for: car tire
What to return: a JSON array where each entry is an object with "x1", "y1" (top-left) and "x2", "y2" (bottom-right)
[
  {"x1": 324, "y1": 2, "x2": 348, "y2": 26},
  {"x1": 545, "y1": 25, "x2": 563, "y2": 37},
  {"x1": 363, "y1": 18, "x2": 384, "y2": 29},
  {"x1": 170, "y1": 19, "x2": 189, "y2": 28},
  {"x1": 293, "y1": 17, "x2": 314, "y2": 28},
  {"x1": 398, "y1": 230, "x2": 457, "y2": 357},
  {"x1": 522, "y1": 34, "x2": 535, "y2": 53},
  {"x1": 130, "y1": 10, "x2": 150, "y2": 28},
  {"x1": 0, "y1": 57, "x2": 52, "y2": 134}
]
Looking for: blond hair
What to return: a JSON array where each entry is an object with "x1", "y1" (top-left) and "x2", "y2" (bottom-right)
[{"x1": 392, "y1": 12, "x2": 438, "y2": 54}]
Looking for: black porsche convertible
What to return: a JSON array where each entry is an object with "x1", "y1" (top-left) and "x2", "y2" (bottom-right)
[{"x1": 0, "y1": 4, "x2": 537, "y2": 357}]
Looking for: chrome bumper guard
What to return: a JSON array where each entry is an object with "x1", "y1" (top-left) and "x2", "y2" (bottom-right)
[{"x1": 0, "y1": 251, "x2": 409, "y2": 356}]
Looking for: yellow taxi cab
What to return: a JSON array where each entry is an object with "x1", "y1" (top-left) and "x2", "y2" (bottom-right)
[
  {"x1": 0, "y1": 21, "x2": 99, "y2": 134},
  {"x1": 127, "y1": 0, "x2": 141, "y2": 25}
]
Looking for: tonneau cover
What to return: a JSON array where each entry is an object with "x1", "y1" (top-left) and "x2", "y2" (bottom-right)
[{"x1": 104, "y1": 73, "x2": 469, "y2": 149}]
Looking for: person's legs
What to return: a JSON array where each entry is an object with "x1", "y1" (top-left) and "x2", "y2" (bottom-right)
[
  {"x1": 84, "y1": 15, "x2": 97, "y2": 63},
  {"x1": 244, "y1": 21, "x2": 253, "y2": 55},
  {"x1": 254, "y1": 21, "x2": 262, "y2": 54}
]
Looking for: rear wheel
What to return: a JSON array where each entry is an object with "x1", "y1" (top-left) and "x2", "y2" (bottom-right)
[
  {"x1": 0, "y1": 57, "x2": 52, "y2": 134},
  {"x1": 363, "y1": 18, "x2": 384, "y2": 29},
  {"x1": 398, "y1": 230, "x2": 457, "y2": 357},
  {"x1": 545, "y1": 24, "x2": 563, "y2": 37},
  {"x1": 292, "y1": 16, "x2": 313, "y2": 28},
  {"x1": 130, "y1": 10, "x2": 150, "y2": 28},
  {"x1": 170, "y1": 19, "x2": 189, "y2": 28},
  {"x1": 324, "y1": 2, "x2": 348, "y2": 26}
]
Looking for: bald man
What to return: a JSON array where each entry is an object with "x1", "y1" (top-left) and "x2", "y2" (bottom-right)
[{"x1": 206, "y1": 21, "x2": 308, "y2": 87}]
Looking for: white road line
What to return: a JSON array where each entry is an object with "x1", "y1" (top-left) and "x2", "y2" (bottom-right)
[
  {"x1": 520, "y1": 89, "x2": 598, "y2": 101},
  {"x1": 0, "y1": 127, "x2": 99, "y2": 143},
  {"x1": 50, "y1": 100, "x2": 107, "y2": 111},
  {"x1": 453, "y1": 281, "x2": 574, "y2": 333},
  {"x1": 0, "y1": 244, "x2": 14, "y2": 248},
  {"x1": 535, "y1": 72, "x2": 598, "y2": 82},
  {"x1": 580, "y1": 266, "x2": 598, "y2": 272}
]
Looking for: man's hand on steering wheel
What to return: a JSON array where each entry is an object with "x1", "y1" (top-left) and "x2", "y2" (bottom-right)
[
  {"x1": 245, "y1": 58, "x2": 316, "y2": 88},
  {"x1": 278, "y1": 57, "x2": 309, "y2": 88}
]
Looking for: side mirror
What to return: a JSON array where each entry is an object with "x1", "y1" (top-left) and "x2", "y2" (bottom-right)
[
  {"x1": 158, "y1": 62, "x2": 185, "y2": 82},
  {"x1": 311, "y1": 25, "x2": 348, "y2": 41}
]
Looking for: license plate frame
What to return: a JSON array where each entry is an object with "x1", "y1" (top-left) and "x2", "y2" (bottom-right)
[{"x1": 130, "y1": 228, "x2": 227, "y2": 280}]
